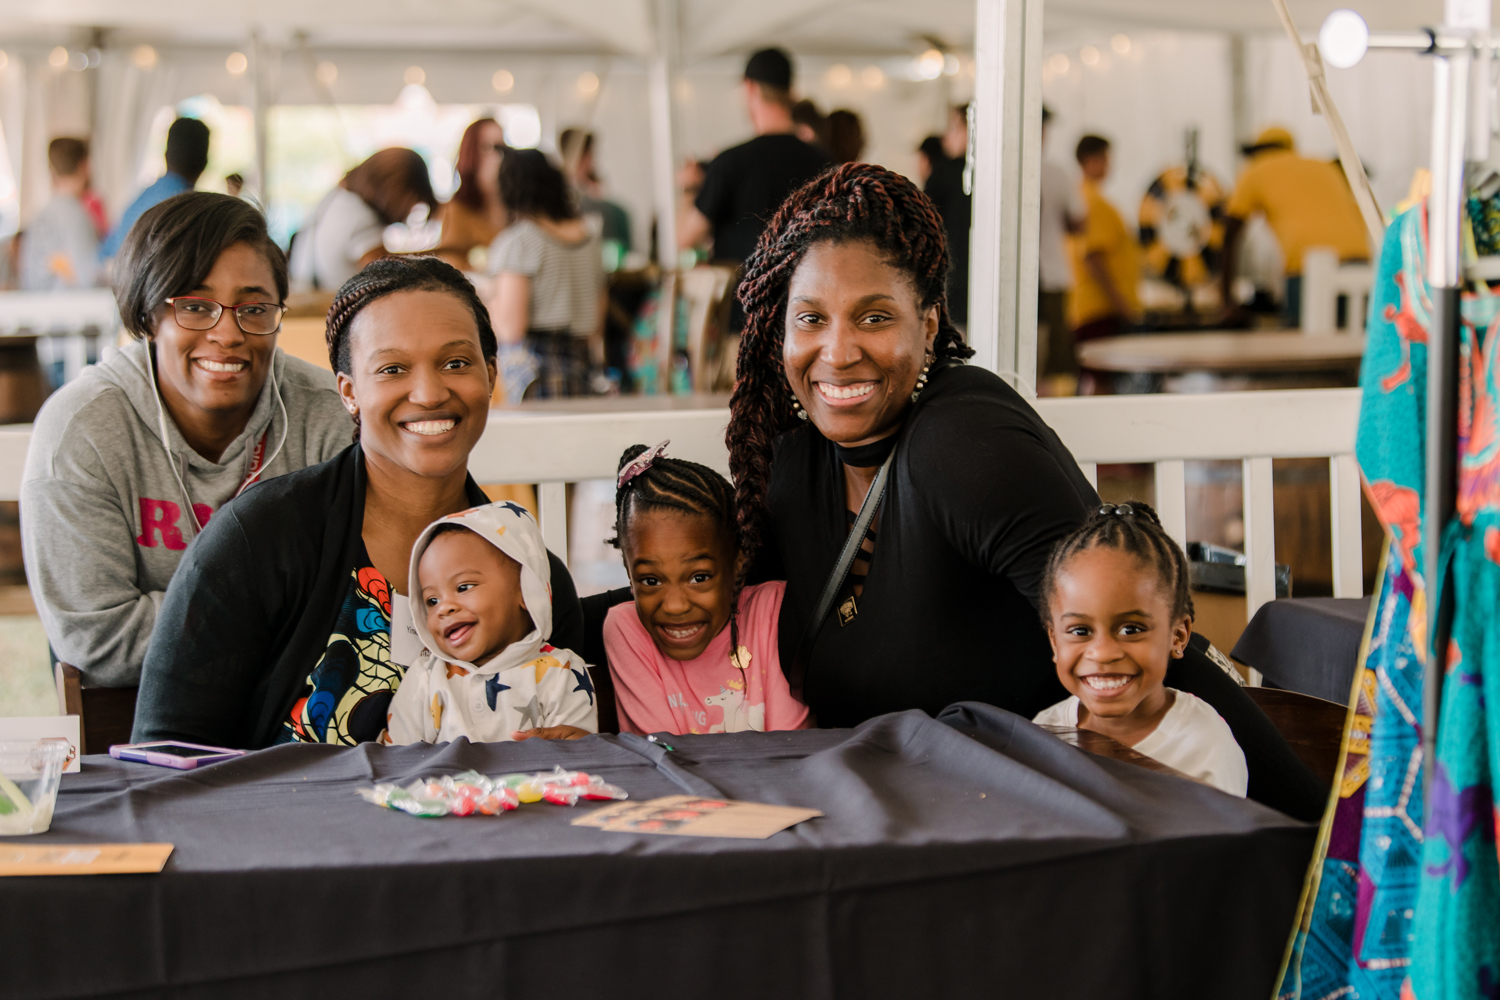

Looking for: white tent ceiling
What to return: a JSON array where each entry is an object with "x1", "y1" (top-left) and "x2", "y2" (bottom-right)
[{"x1": 0, "y1": 0, "x2": 1454, "y2": 58}]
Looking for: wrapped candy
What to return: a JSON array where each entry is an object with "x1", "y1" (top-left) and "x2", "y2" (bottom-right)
[{"x1": 358, "y1": 766, "x2": 624, "y2": 818}]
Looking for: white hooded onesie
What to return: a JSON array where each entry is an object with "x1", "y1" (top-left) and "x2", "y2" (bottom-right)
[{"x1": 382, "y1": 502, "x2": 598, "y2": 744}]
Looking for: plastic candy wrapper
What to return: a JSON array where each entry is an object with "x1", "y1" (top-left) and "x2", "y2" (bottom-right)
[{"x1": 359, "y1": 767, "x2": 626, "y2": 818}]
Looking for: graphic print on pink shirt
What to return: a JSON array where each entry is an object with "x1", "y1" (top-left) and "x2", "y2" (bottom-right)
[{"x1": 604, "y1": 580, "x2": 810, "y2": 736}]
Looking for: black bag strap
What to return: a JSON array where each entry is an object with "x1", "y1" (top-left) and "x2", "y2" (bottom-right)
[{"x1": 794, "y1": 443, "x2": 897, "y2": 681}]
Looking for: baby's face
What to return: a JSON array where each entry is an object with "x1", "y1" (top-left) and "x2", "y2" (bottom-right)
[
  {"x1": 418, "y1": 530, "x2": 534, "y2": 665},
  {"x1": 1046, "y1": 546, "x2": 1190, "y2": 724}
]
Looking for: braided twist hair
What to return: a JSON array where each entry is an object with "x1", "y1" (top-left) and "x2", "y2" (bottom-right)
[
  {"x1": 324, "y1": 255, "x2": 497, "y2": 439},
  {"x1": 610, "y1": 443, "x2": 742, "y2": 654},
  {"x1": 1038, "y1": 502, "x2": 1195, "y2": 627},
  {"x1": 726, "y1": 162, "x2": 974, "y2": 576}
]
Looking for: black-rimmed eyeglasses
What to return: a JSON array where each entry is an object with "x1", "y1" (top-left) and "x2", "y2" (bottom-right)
[{"x1": 165, "y1": 297, "x2": 285, "y2": 335}]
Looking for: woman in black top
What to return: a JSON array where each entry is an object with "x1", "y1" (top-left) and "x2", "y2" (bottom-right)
[
  {"x1": 728, "y1": 164, "x2": 1324, "y2": 819},
  {"x1": 134, "y1": 257, "x2": 581, "y2": 749}
]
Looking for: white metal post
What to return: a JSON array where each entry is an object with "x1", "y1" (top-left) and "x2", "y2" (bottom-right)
[
  {"x1": 969, "y1": 0, "x2": 1044, "y2": 389},
  {"x1": 648, "y1": 0, "x2": 682, "y2": 393}
]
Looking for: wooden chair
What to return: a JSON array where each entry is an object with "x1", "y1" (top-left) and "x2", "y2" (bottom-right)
[
  {"x1": 1244, "y1": 686, "x2": 1348, "y2": 788},
  {"x1": 53, "y1": 663, "x2": 138, "y2": 755}
]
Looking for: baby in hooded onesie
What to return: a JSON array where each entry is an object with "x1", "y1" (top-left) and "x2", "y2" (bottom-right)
[{"x1": 382, "y1": 502, "x2": 598, "y2": 744}]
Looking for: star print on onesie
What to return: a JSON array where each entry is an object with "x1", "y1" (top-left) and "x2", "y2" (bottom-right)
[{"x1": 381, "y1": 502, "x2": 598, "y2": 744}]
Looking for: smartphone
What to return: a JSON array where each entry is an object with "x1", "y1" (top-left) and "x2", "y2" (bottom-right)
[{"x1": 109, "y1": 741, "x2": 246, "y2": 770}]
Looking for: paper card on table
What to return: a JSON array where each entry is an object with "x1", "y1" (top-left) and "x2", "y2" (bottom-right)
[
  {"x1": 0, "y1": 843, "x2": 173, "y2": 876},
  {"x1": 0, "y1": 716, "x2": 81, "y2": 773},
  {"x1": 572, "y1": 795, "x2": 821, "y2": 839}
]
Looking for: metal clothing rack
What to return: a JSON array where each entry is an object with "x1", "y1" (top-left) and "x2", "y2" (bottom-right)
[{"x1": 1319, "y1": 1, "x2": 1496, "y2": 812}]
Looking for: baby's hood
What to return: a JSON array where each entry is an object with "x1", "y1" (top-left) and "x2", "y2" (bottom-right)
[{"x1": 407, "y1": 501, "x2": 554, "y2": 675}]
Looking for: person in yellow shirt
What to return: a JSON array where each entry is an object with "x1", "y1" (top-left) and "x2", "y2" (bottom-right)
[
  {"x1": 1069, "y1": 135, "x2": 1140, "y2": 345},
  {"x1": 1218, "y1": 126, "x2": 1369, "y2": 326}
]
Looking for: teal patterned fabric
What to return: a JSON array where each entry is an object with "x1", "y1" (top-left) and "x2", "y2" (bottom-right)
[{"x1": 1278, "y1": 203, "x2": 1500, "y2": 1000}]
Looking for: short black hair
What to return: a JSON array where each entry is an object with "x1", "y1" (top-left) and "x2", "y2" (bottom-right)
[
  {"x1": 1039, "y1": 502, "x2": 1194, "y2": 627},
  {"x1": 48, "y1": 137, "x2": 88, "y2": 176},
  {"x1": 744, "y1": 48, "x2": 793, "y2": 90},
  {"x1": 112, "y1": 191, "x2": 286, "y2": 340},
  {"x1": 498, "y1": 148, "x2": 577, "y2": 221},
  {"x1": 324, "y1": 255, "x2": 497, "y2": 377},
  {"x1": 1076, "y1": 134, "x2": 1111, "y2": 164},
  {"x1": 165, "y1": 118, "x2": 210, "y2": 180}
]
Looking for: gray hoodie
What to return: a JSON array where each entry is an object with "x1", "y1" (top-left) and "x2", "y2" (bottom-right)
[{"x1": 21, "y1": 338, "x2": 353, "y2": 686}]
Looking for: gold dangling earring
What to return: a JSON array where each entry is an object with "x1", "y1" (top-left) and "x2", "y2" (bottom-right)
[
  {"x1": 910, "y1": 356, "x2": 932, "y2": 403},
  {"x1": 788, "y1": 382, "x2": 808, "y2": 420}
]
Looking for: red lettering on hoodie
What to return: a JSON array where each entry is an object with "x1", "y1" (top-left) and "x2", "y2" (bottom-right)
[{"x1": 135, "y1": 498, "x2": 187, "y2": 550}]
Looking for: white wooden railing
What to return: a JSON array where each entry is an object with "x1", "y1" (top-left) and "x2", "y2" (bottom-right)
[{"x1": 0, "y1": 386, "x2": 1365, "y2": 618}]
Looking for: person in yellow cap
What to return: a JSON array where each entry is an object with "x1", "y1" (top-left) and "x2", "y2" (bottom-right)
[{"x1": 1218, "y1": 126, "x2": 1370, "y2": 326}]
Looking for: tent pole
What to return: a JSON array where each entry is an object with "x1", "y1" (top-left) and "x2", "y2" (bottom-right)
[
  {"x1": 968, "y1": 0, "x2": 1043, "y2": 390},
  {"x1": 251, "y1": 33, "x2": 270, "y2": 207},
  {"x1": 648, "y1": 0, "x2": 681, "y2": 393}
]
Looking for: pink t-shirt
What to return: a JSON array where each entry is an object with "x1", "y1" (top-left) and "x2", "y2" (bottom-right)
[{"x1": 604, "y1": 580, "x2": 810, "y2": 735}]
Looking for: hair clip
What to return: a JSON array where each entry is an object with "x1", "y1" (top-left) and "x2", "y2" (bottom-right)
[
  {"x1": 617, "y1": 439, "x2": 671, "y2": 490},
  {"x1": 1098, "y1": 503, "x2": 1135, "y2": 517}
]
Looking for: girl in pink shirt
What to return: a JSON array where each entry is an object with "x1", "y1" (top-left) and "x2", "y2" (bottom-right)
[{"x1": 603, "y1": 441, "x2": 810, "y2": 735}]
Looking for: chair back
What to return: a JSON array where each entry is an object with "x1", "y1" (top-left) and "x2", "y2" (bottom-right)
[
  {"x1": 54, "y1": 663, "x2": 138, "y2": 755},
  {"x1": 1243, "y1": 686, "x2": 1348, "y2": 788}
]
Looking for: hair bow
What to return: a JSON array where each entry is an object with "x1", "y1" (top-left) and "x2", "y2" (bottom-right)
[{"x1": 617, "y1": 440, "x2": 671, "y2": 490}]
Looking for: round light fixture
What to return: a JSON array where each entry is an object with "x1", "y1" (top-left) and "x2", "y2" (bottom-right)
[{"x1": 1319, "y1": 9, "x2": 1370, "y2": 70}]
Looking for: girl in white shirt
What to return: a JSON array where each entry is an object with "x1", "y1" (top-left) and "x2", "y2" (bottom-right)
[{"x1": 1032, "y1": 502, "x2": 1248, "y2": 796}]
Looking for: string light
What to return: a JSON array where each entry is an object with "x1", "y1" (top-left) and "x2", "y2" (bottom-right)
[
  {"x1": 1080, "y1": 45, "x2": 1100, "y2": 67},
  {"x1": 132, "y1": 45, "x2": 158, "y2": 69},
  {"x1": 577, "y1": 71, "x2": 599, "y2": 96},
  {"x1": 826, "y1": 63, "x2": 852, "y2": 88},
  {"x1": 1111, "y1": 34, "x2": 1131, "y2": 55},
  {"x1": 48, "y1": 47, "x2": 68, "y2": 70},
  {"x1": 404, "y1": 65, "x2": 425, "y2": 86},
  {"x1": 226, "y1": 52, "x2": 248, "y2": 75},
  {"x1": 861, "y1": 65, "x2": 885, "y2": 88},
  {"x1": 491, "y1": 68, "x2": 513, "y2": 93},
  {"x1": 316, "y1": 61, "x2": 338, "y2": 87}
]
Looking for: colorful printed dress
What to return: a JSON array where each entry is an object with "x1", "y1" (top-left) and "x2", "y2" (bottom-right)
[
  {"x1": 1277, "y1": 203, "x2": 1500, "y2": 1000},
  {"x1": 277, "y1": 552, "x2": 403, "y2": 746}
]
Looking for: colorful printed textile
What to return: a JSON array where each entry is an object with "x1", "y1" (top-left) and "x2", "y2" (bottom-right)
[
  {"x1": 278, "y1": 561, "x2": 401, "y2": 745},
  {"x1": 1277, "y1": 203, "x2": 1500, "y2": 1000}
]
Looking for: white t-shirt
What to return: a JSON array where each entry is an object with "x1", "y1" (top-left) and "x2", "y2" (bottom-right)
[
  {"x1": 1033, "y1": 688, "x2": 1249, "y2": 797},
  {"x1": 1038, "y1": 160, "x2": 1085, "y2": 292},
  {"x1": 290, "y1": 188, "x2": 386, "y2": 293}
]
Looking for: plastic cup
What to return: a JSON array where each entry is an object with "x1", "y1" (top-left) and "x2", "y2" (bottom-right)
[{"x1": 0, "y1": 738, "x2": 73, "y2": 835}]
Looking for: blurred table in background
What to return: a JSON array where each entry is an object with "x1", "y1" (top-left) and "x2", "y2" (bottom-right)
[{"x1": 1231, "y1": 596, "x2": 1371, "y2": 703}]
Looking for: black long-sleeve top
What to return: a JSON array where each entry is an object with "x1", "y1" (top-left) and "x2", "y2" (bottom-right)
[
  {"x1": 762, "y1": 363, "x2": 1097, "y2": 725},
  {"x1": 759, "y1": 362, "x2": 1327, "y2": 819},
  {"x1": 133, "y1": 445, "x2": 583, "y2": 750}
]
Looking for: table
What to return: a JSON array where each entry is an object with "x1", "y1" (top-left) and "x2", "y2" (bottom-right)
[
  {"x1": 5, "y1": 705, "x2": 1313, "y2": 1000},
  {"x1": 1232, "y1": 596, "x2": 1371, "y2": 703},
  {"x1": 1077, "y1": 331, "x2": 1367, "y2": 374}
]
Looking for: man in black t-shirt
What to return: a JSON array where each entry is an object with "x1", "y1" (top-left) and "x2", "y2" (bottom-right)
[{"x1": 679, "y1": 47, "x2": 832, "y2": 323}]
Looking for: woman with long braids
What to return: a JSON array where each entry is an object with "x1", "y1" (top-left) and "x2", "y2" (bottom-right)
[
  {"x1": 133, "y1": 256, "x2": 582, "y2": 749},
  {"x1": 729, "y1": 163, "x2": 1324, "y2": 819}
]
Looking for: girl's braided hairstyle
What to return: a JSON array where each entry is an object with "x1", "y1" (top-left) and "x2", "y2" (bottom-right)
[
  {"x1": 324, "y1": 255, "x2": 497, "y2": 440},
  {"x1": 1038, "y1": 502, "x2": 1195, "y2": 627},
  {"x1": 610, "y1": 444, "x2": 742, "y2": 654},
  {"x1": 726, "y1": 162, "x2": 973, "y2": 577}
]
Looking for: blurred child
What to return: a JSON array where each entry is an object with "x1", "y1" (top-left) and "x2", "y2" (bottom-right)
[
  {"x1": 1033, "y1": 502, "x2": 1247, "y2": 796},
  {"x1": 384, "y1": 502, "x2": 597, "y2": 744},
  {"x1": 603, "y1": 441, "x2": 809, "y2": 735}
]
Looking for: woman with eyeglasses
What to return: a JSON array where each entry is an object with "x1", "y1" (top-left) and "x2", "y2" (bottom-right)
[
  {"x1": 434, "y1": 117, "x2": 508, "y2": 271},
  {"x1": 20, "y1": 192, "x2": 352, "y2": 688}
]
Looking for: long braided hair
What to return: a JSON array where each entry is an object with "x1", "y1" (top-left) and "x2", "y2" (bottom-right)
[
  {"x1": 726, "y1": 162, "x2": 973, "y2": 575},
  {"x1": 324, "y1": 255, "x2": 497, "y2": 440},
  {"x1": 609, "y1": 444, "x2": 743, "y2": 655},
  {"x1": 1038, "y1": 502, "x2": 1195, "y2": 627}
]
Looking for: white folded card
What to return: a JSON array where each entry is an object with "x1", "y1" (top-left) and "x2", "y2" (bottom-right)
[{"x1": 0, "y1": 716, "x2": 82, "y2": 773}]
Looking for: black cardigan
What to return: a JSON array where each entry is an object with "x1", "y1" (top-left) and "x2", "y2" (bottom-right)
[
  {"x1": 759, "y1": 363, "x2": 1326, "y2": 820},
  {"x1": 133, "y1": 445, "x2": 583, "y2": 750}
]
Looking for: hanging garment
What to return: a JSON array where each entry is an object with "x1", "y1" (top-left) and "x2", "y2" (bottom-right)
[{"x1": 1278, "y1": 203, "x2": 1500, "y2": 1000}]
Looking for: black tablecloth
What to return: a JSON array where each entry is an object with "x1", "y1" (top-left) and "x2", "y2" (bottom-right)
[
  {"x1": 7, "y1": 704, "x2": 1313, "y2": 1000},
  {"x1": 1232, "y1": 596, "x2": 1372, "y2": 703}
]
